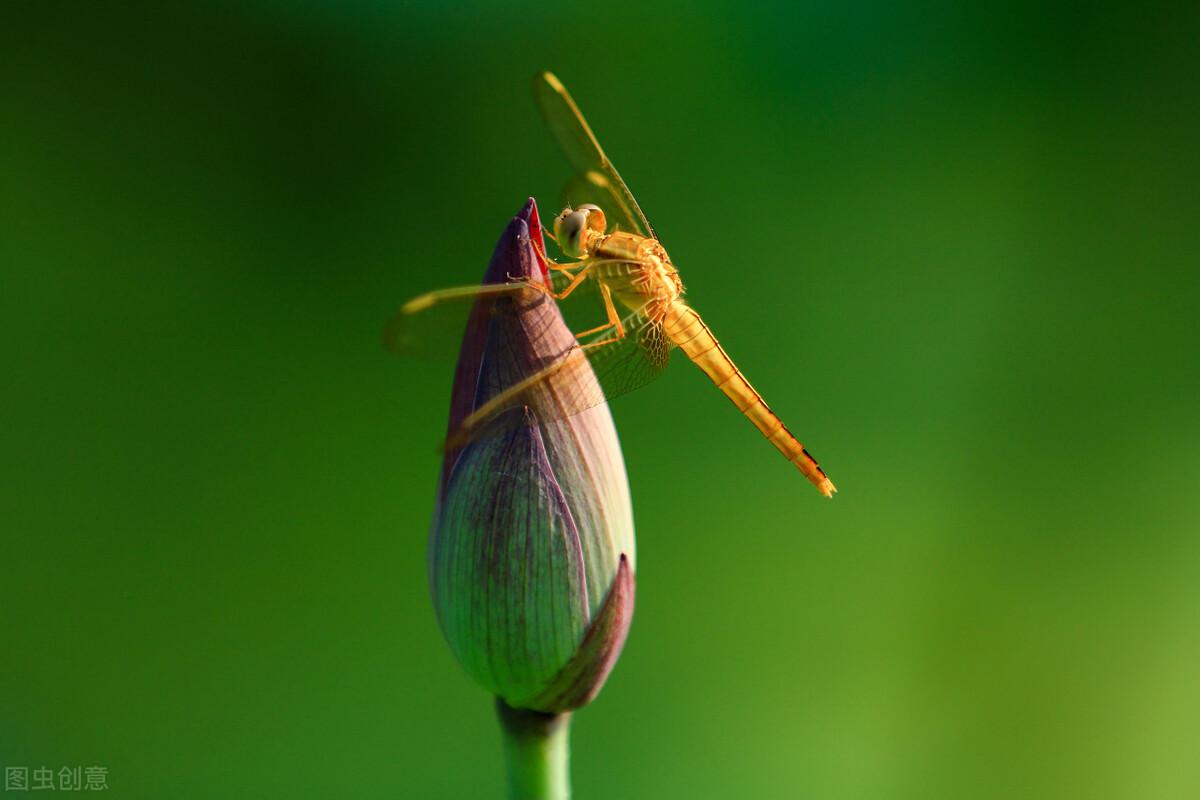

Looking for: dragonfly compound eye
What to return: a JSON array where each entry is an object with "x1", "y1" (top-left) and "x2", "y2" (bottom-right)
[{"x1": 555, "y1": 209, "x2": 590, "y2": 257}]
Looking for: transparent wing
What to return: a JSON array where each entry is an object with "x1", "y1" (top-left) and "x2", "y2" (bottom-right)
[
  {"x1": 383, "y1": 268, "x2": 610, "y2": 358},
  {"x1": 382, "y1": 281, "x2": 540, "y2": 358},
  {"x1": 533, "y1": 71, "x2": 658, "y2": 240},
  {"x1": 578, "y1": 303, "x2": 672, "y2": 407},
  {"x1": 384, "y1": 272, "x2": 672, "y2": 445},
  {"x1": 451, "y1": 297, "x2": 673, "y2": 447}
]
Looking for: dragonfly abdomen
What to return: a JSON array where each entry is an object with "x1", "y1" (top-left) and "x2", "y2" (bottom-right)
[{"x1": 662, "y1": 302, "x2": 836, "y2": 497}]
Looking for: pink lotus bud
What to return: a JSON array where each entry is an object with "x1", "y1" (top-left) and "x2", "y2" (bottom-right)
[{"x1": 429, "y1": 199, "x2": 635, "y2": 712}]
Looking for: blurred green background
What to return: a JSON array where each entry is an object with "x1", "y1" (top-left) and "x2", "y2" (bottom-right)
[{"x1": 4, "y1": 1, "x2": 1198, "y2": 797}]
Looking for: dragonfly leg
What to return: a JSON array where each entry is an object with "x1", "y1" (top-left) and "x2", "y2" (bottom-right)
[
  {"x1": 540, "y1": 261, "x2": 587, "y2": 280},
  {"x1": 506, "y1": 261, "x2": 587, "y2": 287},
  {"x1": 529, "y1": 233, "x2": 584, "y2": 271},
  {"x1": 551, "y1": 261, "x2": 601, "y2": 300},
  {"x1": 532, "y1": 228, "x2": 587, "y2": 273},
  {"x1": 531, "y1": 227, "x2": 556, "y2": 267},
  {"x1": 551, "y1": 261, "x2": 587, "y2": 273},
  {"x1": 578, "y1": 283, "x2": 627, "y2": 347},
  {"x1": 508, "y1": 257, "x2": 623, "y2": 292}
]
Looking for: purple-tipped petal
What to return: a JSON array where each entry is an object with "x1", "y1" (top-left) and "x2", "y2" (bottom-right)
[{"x1": 518, "y1": 554, "x2": 635, "y2": 712}]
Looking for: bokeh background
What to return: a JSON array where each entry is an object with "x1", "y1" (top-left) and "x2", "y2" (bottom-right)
[{"x1": 4, "y1": 1, "x2": 1198, "y2": 797}]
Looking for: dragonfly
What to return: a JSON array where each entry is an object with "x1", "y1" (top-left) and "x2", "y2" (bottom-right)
[{"x1": 388, "y1": 71, "x2": 836, "y2": 497}]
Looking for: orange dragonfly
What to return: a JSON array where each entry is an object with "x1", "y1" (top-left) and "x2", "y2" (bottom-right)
[{"x1": 389, "y1": 71, "x2": 835, "y2": 497}]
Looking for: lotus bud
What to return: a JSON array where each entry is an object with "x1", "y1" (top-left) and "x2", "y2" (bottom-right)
[{"x1": 429, "y1": 198, "x2": 636, "y2": 713}]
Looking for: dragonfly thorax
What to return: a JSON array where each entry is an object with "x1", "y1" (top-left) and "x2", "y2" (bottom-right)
[{"x1": 590, "y1": 230, "x2": 684, "y2": 318}]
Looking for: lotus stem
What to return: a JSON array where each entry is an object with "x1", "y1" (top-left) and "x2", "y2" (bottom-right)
[{"x1": 496, "y1": 698, "x2": 571, "y2": 800}]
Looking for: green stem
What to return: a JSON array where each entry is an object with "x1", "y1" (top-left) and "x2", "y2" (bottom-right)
[{"x1": 496, "y1": 698, "x2": 571, "y2": 800}]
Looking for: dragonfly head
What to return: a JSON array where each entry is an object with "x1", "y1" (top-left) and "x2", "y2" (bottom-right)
[{"x1": 553, "y1": 203, "x2": 607, "y2": 258}]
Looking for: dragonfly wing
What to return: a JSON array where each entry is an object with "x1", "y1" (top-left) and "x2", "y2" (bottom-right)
[
  {"x1": 534, "y1": 71, "x2": 657, "y2": 239},
  {"x1": 385, "y1": 273, "x2": 670, "y2": 445},
  {"x1": 449, "y1": 299, "x2": 673, "y2": 447},
  {"x1": 578, "y1": 304, "x2": 672, "y2": 407},
  {"x1": 385, "y1": 260, "x2": 634, "y2": 359},
  {"x1": 382, "y1": 281, "x2": 546, "y2": 358}
]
